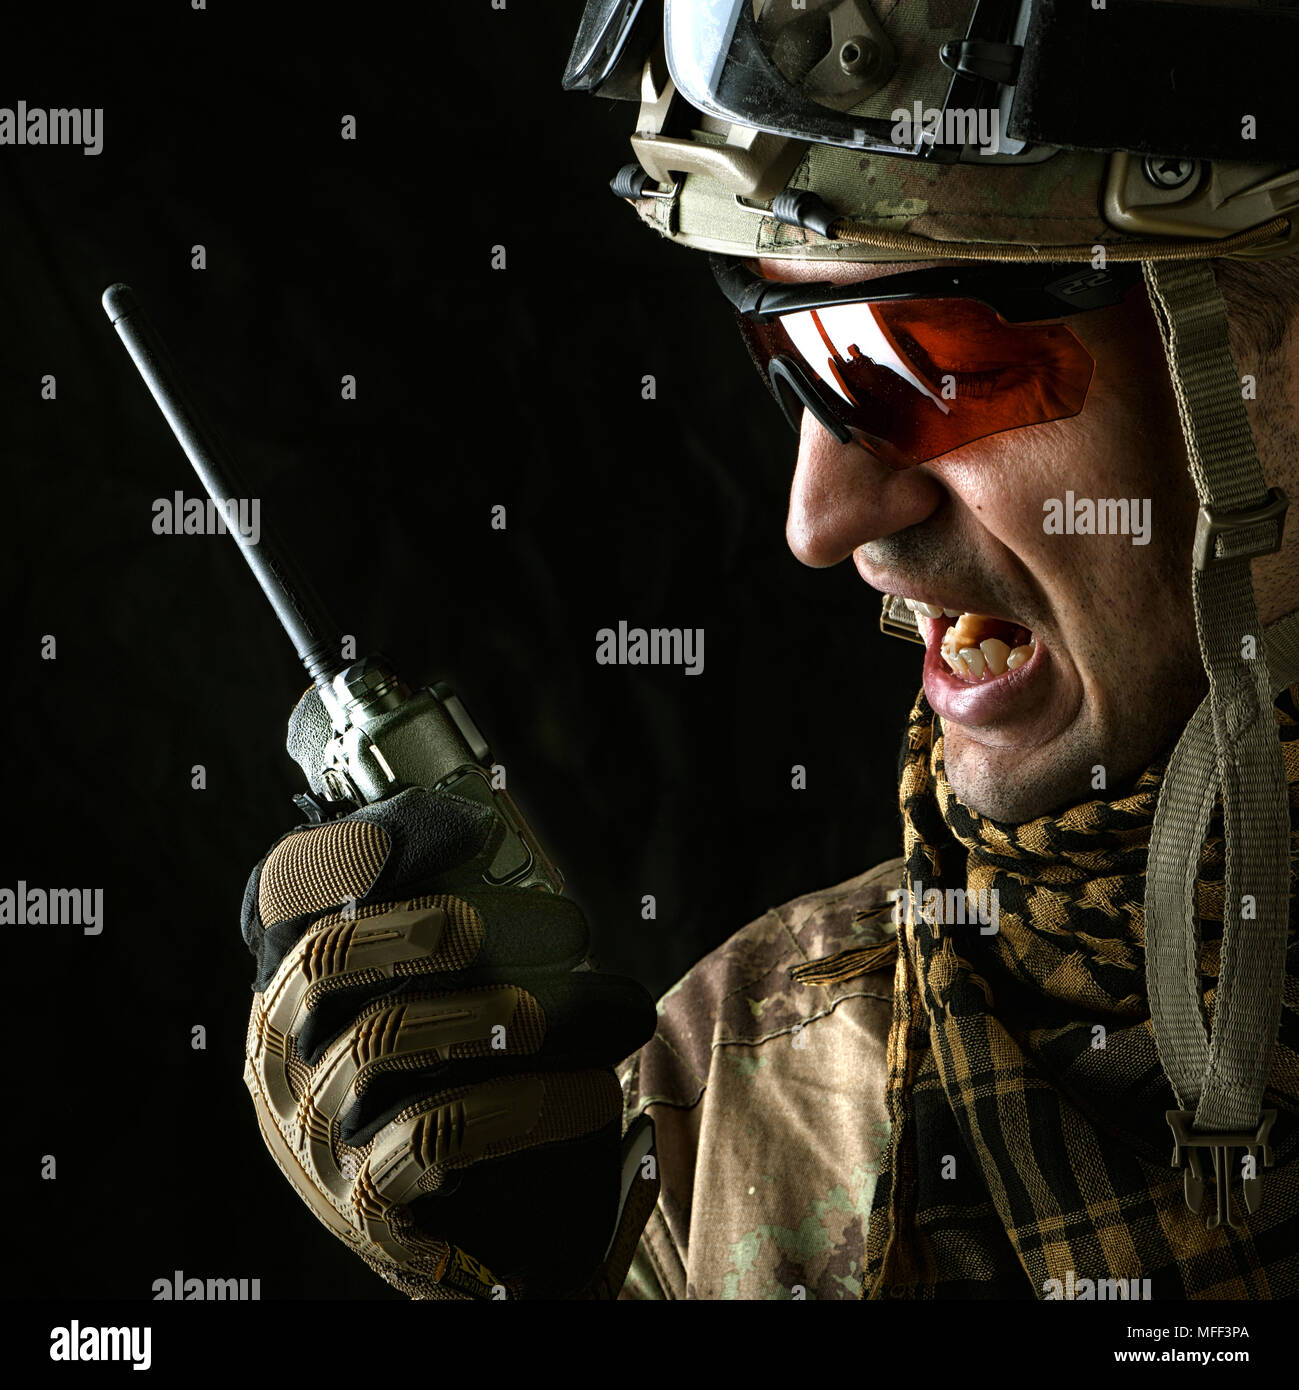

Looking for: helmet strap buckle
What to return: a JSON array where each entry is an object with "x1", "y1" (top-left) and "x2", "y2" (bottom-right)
[
  {"x1": 1166, "y1": 1109, "x2": 1277, "y2": 1230},
  {"x1": 1192, "y1": 486, "x2": 1289, "y2": 571}
]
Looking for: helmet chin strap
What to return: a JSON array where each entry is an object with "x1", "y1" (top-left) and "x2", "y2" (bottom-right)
[{"x1": 1142, "y1": 260, "x2": 1291, "y2": 1230}]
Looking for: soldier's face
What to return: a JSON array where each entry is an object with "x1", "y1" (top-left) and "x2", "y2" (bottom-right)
[{"x1": 757, "y1": 255, "x2": 1205, "y2": 822}]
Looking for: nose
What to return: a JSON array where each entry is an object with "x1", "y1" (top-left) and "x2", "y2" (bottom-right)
[{"x1": 785, "y1": 412, "x2": 946, "y2": 567}]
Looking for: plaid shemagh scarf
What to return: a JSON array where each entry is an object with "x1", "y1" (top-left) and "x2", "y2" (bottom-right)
[{"x1": 860, "y1": 689, "x2": 1299, "y2": 1300}]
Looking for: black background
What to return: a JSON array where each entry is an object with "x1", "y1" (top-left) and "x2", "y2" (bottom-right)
[{"x1": 3, "y1": 3, "x2": 916, "y2": 1302}]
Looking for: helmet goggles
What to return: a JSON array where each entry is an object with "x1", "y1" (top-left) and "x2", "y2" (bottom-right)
[
  {"x1": 712, "y1": 254, "x2": 1145, "y2": 466},
  {"x1": 568, "y1": 0, "x2": 1299, "y2": 167}
]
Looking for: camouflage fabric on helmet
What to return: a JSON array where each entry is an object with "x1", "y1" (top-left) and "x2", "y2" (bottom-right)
[
  {"x1": 636, "y1": 145, "x2": 1129, "y2": 262},
  {"x1": 617, "y1": 858, "x2": 899, "y2": 1299}
]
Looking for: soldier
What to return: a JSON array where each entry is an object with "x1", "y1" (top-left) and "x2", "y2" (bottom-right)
[{"x1": 240, "y1": 1, "x2": 1299, "y2": 1299}]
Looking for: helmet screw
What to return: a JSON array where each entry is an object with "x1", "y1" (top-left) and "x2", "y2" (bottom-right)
[
  {"x1": 839, "y1": 36, "x2": 879, "y2": 77},
  {"x1": 1142, "y1": 155, "x2": 1197, "y2": 190}
]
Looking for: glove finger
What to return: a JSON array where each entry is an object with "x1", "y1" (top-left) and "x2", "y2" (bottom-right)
[
  {"x1": 260, "y1": 891, "x2": 643, "y2": 1059},
  {"x1": 255, "y1": 888, "x2": 594, "y2": 996},
  {"x1": 314, "y1": 971, "x2": 654, "y2": 1145},
  {"x1": 252, "y1": 901, "x2": 651, "y2": 1102},
  {"x1": 406, "y1": 1115, "x2": 624, "y2": 1298},
  {"x1": 244, "y1": 1026, "x2": 621, "y2": 1287},
  {"x1": 253, "y1": 889, "x2": 624, "y2": 1057},
  {"x1": 358, "y1": 1069, "x2": 623, "y2": 1297},
  {"x1": 254, "y1": 930, "x2": 651, "y2": 1128},
  {"x1": 245, "y1": 817, "x2": 593, "y2": 991},
  {"x1": 298, "y1": 966, "x2": 656, "y2": 1075},
  {"x1": 242, "y1": 784, "x2": 496, "y2": 975}
]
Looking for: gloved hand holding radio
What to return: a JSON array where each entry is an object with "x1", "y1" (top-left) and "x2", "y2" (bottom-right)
[
  {"x1": 100, "y1": 283, "x2": 659, "y2": 1300},
  {"x1": 240, "y1": 780, "x2": 658, "y2": 1300}
]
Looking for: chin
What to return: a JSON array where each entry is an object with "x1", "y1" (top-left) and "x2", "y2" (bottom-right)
[{"x1": 941, "y1": 735, "x2": 1097, "y2": 824}]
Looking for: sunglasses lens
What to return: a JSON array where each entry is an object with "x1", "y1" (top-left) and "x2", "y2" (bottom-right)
[{"x1": 739, "y1": 297, "x2": 1096, "y2": 465}]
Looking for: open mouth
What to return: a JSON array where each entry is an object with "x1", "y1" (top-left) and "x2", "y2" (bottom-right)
[{"x1": 900, "y1": 599, "x2": 1037, "y2": 683}]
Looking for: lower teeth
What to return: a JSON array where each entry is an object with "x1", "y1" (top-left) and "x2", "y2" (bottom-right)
[{"x1": 938, "y1": 614, "x2": 1034, "y2": 682}]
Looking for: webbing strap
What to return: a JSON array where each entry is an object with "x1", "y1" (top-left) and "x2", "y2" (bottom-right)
[
  {"x1": 1143, "y1": 262, "x2": 1291, "y2": 1134},
  {"x1": 1146, "y1": 614, "x2": 1299, "y2": 1119}
]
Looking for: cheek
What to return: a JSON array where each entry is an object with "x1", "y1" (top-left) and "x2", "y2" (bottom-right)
[
  {"x1": 936, "y1": 391, "x2": 1197, "y2": 612},
  {"x1": 935, "y1": 424, "x2": 1080, "y2": 560},
  {"x1": 1070, "y1": 353, "x2": 1199, "y2": 577}
]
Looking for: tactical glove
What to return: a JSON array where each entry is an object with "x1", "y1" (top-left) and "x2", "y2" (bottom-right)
[{"x1": 241, "y1": 783, "x2": 658, "y2": 1299}]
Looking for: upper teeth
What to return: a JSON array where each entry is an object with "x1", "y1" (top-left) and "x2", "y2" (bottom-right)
[{"x1": 902, "y1": 598, "x2": 965, "y2": 619}]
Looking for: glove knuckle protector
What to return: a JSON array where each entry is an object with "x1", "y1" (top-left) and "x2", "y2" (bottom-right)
[{"x1": 240, "y1": 786, "x2": 657, "y2": 1299}]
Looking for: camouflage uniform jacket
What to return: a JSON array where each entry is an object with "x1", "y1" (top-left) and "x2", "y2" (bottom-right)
[{"x1": 617, "y1": 857, "x2": 902, "y2": 1299}]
